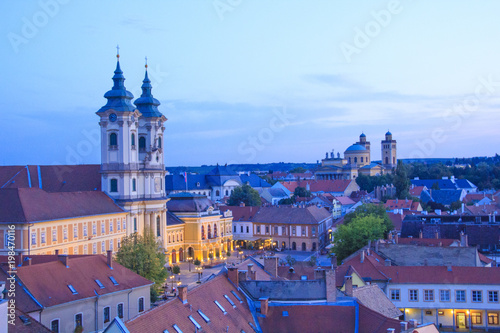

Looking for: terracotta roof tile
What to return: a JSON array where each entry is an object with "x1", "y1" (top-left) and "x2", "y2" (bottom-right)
[
  {"x1": 281, "y1": 180, "x2": 354, "y2": 194},
  {"x1": 381, "y1": 266, "x2": 500, "y2": 284}
]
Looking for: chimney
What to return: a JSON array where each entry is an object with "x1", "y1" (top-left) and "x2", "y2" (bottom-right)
[
  {"x1": 435, "y1": 230, "x2": 439, "y2": 239},
  {"x1": 400, "y1": 322, "x2": 408, "y2": 331},
  {"x1": 26, "y1": 258, "x2": 32, "y2": 266},
  {"x1": 419, "y1": 230, "x2": 423, "y2": 239},
  {"x1": 55, "y1": 249, "x2": 59, "y2": 255},
  {"x1": 178, "y1": 285, "x2": 188, "y2": 304},
  {"x1": 384, "y1": 259, "x2": 391, "y2": 267},
  {"x1": 387, "y1": 329, "x2": 395, "y2": 333},
  {"x1": 344, "y1": 276, "x2": 353, "y2": 297},
  {"x1": 58, "y1": 254, "x2": 69, "y2": 268},
  {"x1": 460, "y1": 232, "x2": 468, "y2": 247},
  {"x1": 238, "y1": 271, "x2": 247, "y2": 282},
  {"x1": 106, "y1": 250, "x2": 113, "y2": 269},
  {"x1": 314, "y1": 268, "x2": 325, "y2": 280},
  {"x1": 247, "y1": 264, "x2": 253, "y2": 279},
  {"x1": 259, "y1": 297, "x2": 269, "y2": 316},
  {"x1": 325, "y1": 269, "x2": 337, "y2": 303},
  {"x1": 409, "y1": 319, "x2": 418, "y2": 328},
  {"x1": 388, "y1": 232, "x2": 393, "y2": 241},
  {"x1": 227, "y1": 267, "x2": 239, "y2": 287},
  {"x1": 264, "y1": 257, "x2": 278, "y2": 277},
  {"x1": 19, "y1": 253, "x2": 24, "y2": 266},
  {"x1": 447, "y1": 263, "x2": 452, "y2": 271},
  {"x1": 330, "y1": 255, "x2": 337, "y2": 269},
  {"x1": 360, "y1": 250, "x2": 365, "y2": 263},
  {"x1": 239, "y1": 202, "x2": 245, "y2": 207}
]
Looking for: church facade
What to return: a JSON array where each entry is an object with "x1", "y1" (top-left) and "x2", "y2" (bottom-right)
[{"x1": 315, "y1": 132, "x2": 397, "y2": 180}]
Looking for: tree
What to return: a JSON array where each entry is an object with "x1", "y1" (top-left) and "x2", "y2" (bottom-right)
[
  {"x1": 285, "y1": 255, "x2": 296, "y2": 266},
  {"x1": 394, "y1": 160, "x2": 410, "y2": 199},
  {"x1": 194, "y1": 258, "x2": 201, "y2": 266},
  {"x1": 116, "y1": 231, "x2": 168, "y2": 302},
  {"x1": 290, "y1": 167, "x2": 306, "y2": 173},
  {"x1": 293, "y1": 186, "x2": 311, "y2": 198},
  {"x1": 331, "y1": 214, "x2": 385, "y2": 262},
  {"x1": 278, "y1": 197, "x2": 295, "y2": 205},
  {"x1": 343, "y1": 203, "x2": 393, "y2": 237},
  {"x1": 172, "y1": 265, "x2": 180, "y2": 275},
  {"x1": 227, "y1": 184, "x2": 261, "y2": 206},
  {"x1": 307, "y1": 255, "x2": 317, "y2": 267}
]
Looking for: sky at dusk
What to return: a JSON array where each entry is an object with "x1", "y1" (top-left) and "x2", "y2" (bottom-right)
[{"x1": 1, "y1": 0, "x2": 500, "y2": 167}]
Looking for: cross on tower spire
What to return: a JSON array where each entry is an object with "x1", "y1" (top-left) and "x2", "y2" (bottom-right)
[{"x1": 116, "y1": 45, "x2": 120, "y2": 59}]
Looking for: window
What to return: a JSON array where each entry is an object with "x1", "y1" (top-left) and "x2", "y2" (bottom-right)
[
  {"x1": 134, "y1": 218, "x2": 137, "y2": 232},
  {"x1": 188, "y1": 315, "x2": 202, "y2": 331},
  {"x1": 139, "y1": 136, "x2": 146, "y2": 150},
  {"x1": 117, "y1": 239, "x2": 121, "y2": 248},
  {"x1": 41, "y1": 231, "x2": 46, "y2": 244},
  {"x1": 390, "y1": 289, "x2": 400, "y2": 301},
  {"x1": 354, "y1": 157, "x2": 357, "y2": 163},
  {"x1": 117, "y1": 303, "x2": 124, "y2": 319},
  {"x1": 109, "y1": 133, "x2": 117, "y2": 147},
  {"x1": 225, "y1": 190, "x2": 228, "y2": 196},
  {"x1": 265, "y1": 226, "x2": 269, "y2": 234},
  {"x1": 471, "y1": 312, "x2": 482, "y2": 325},
  {"x1": 489, "y1": 313, "x2": 499, "y2": 325},
  {"x1": 117, "y1": 219, "x2": 121, "y2": 231},
  {"x1": 361, "y1": 157, "x2": 363, "y2": 163},
  {"x1": 256, "y1": 226, "x2": 261, "y2": 233},
  {"x1": 423, "y1": 289, "x2": 434, "y2": 302},
  {"x1": 73, "y1": 246, "x2": 77, "y2": 254},
  {"x1": 214, "y1": 300, "x2": 227, "y2": 314},
  {"x1": 110, "y1": 276, "x2": 119, "y2": 286},
  {"x1": 201, "y1": 225, "x2": 205, "y2": 240},
  {"x1": 138, "y1": 297, "x2": 145, "y2": 312},
  {"x1": 292, "y1": 226, "x2": 296, "y2": 236},
  {"x1": 92, "y1": 223, "x2": 97, "y2": 235},
  {"x1": 409, "y1": 289, "x2": 418, "y2": 302},
  {"x1": 50, "y1": 319, "x2": 59, "y2": 333},
  {"x1": 472, "y1": 290, "x2": 482, "y2": 302},
  {"x1": 235, "y1": 226, "x2": 238, "y2": 233},
  {"x1": 101, "y1": 241, "x2": 105, "y2": 253},
  {"x1": 157, "y1": 216, "x2": 161, "y2": 237},
  {"x1": 95, "y1": 279, "x2": 105, "y2": 289},
  {"x1": 440, "y1": 289, "x2": 450, "y2": 302},
  {"x1": 110, "y1": 179, "x2": 118, "y2": 192},
  {"x1": 31, "y1": 232, "x2": 36, "y2": 245},
  {"x1": 75, "y1": 313, "x2": 82, "y2": 329},
  {"x1": 84, "y1": 245, "x2": 87, "y2": 254},
  {"x1": 109, "y1": 241, "x2": 113, "y2": 251},
  {"x1": 281, "y1": 226, "x2": 285, "y2": 235},
  {"x1": 53, "y1": 229, "x2": 57, "y2": 241},
  {"x1": 93, "y1": 243, "x2": 97, "y2": 254},
  {"x1": 246, "y1": 226, "x2": 249, "y2": 233},
  {"x1": 312, "y1": 227, "x2": 316, "y2": 236},
  {"x1": 301, "y1": 228, "x2": 306, "y2": 236},
  {"x1": 73, "y1": 226, "x2": 77, "y2": 238},
  {"x1": 274, "y1": 226, "x2": 278, "y2": 234},
  {"x1": 63, "y1": 228, "x2": 67, "y2": 240},
  {"x1": 198, "y1": 310, "x2": 210, "y2": 323},
  {"x1": 83, "y1": 225, "x2": 87, "y2": 237},
  {"x1": 489, "y1": 290, "x2": 499, "y2": 303},
  {"x1": 131, "y1": 133, "x2": 136, "y2": 147},
  {"x1": 109, "y1": 221, "x2": 113, "y2": 233},
  {"x1": 207, "y1": 225, "x2": 211, "y2": 239},
  {"x1": 68, "y1": 284, "x2": 78, "y2": 295},
  {"x1": 132, "y1": 178, "x2": 136, "y2": 192},
  {"x1": 158, "y1": 136, "x2": 162, "y2": 148},
  {"x1": 101, "y1": 222, "x2": 105, "y2": 234},
  {"x1": 123, "y1": 219, "x2": 126, "y2": 230},
  {"x1": 103, "y1": 306, "x2": 110, "y2": 323},
  {"x1": 216, "y1": 190, "x2": 220, "y2": 197}
]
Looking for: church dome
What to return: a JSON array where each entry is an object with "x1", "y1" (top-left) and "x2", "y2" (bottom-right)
[
  {"x1": 360, "y1": 133, "x2": 366, "y2": 138},
  {"x1": 386, "y1": 131, "x2": 392, "y2": 136},
  {"x1": 345, "y1": 144, "x2": 367, "y2": 153}
]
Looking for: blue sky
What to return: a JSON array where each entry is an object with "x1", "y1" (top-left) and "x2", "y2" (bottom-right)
[{"x1": 1, "y1": 0, "x2": 500, "y2": 166}]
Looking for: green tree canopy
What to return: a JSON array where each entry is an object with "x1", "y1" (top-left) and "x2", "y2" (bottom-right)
[
  {"x1": 289, "y1": 167, "x2": 306, "y2": 173},
  {"x1": 394, "y1": 160, "x2": 410, "y2": 199},
  {"x1": 343, "y1": 203, "x2": 393, "y2": 237},
  {"x1": 227, "y1": 184, "x2": 261, "y2": 206},
  {"x1": 332, "y1": 214, "x2": 386, "y2": 262},
  {"x1": 293, "y1": 186, "x2": 311, "y2": 198},
  {"x1": 116, "y1": 231, "x2": 168, "y2": 299}
]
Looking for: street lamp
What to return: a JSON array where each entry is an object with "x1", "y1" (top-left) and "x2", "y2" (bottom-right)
[
  {"x1": 239, "y1": 250, "x2": 243, "y2": 263},
  {"x1": 187, "y1": 256, "x2": 193, "y2": 272},
  {"x1": 169, "y1": 274, "x2": 175, "y2": 291},
  {"x1": 195, "y1": 265, "x2": 203, "y2": 284}
]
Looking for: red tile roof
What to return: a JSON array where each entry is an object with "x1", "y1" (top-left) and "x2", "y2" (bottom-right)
[
  {"x1": 339, "y1": 250, "x2": 389, "y2": 282},
  {"x1": 0, "y1": 165, "x2": 101, "y2": 192},
  {"x1": 334, "y1": 196, "x2": 356, "y2": 205},
  {"x1": 252, "y1": 206, "x2": 331, "y2": 224},
  {"x1": 125, "y1": 275, "x2": 256, "y2": 333},
  {"x1": 15, "y1": 255, "x2": 153, "y2": 308},
  {"x1": 465, "y1": 203, "x2": 500, "y2": 215},
  {"x1": 219, "y1": 206, "x2": 260, "y2": 221},
  {"x1": 0, "y1": 188, "x2": 125, "y2": 223},
  {"x1": 387, "y1": 212, "x2": 404, "y2": 231},
  {"x1": 463, "y1": 193, "x2": 493, "y2": 204},
  {"x1": 409, "y1": 186, "x2": 426, "y2": 197},
  {"x1": 380, "y1": 266, "x2": 500, "y2": 284},
  {"x1": 395, "y1": 238, "x2": 457, "y2": 247},
  {"x1": 277, "y1": 262, "x2": 317, "y2": 281},
  {"x1": 10, "y1": 308, "x2": 52, "y2": 333},
  {"x1": 384, "y1": 199, "x2": 414, "y2": 210},
  {"x1": 281, "y1": 180, "x2": 354, "y2": 194},
  {"x1": 258, "y1": 303, "x2": 402, "y2": 333}
]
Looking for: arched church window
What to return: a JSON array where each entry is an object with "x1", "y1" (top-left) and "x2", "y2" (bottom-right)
[
  {"x1": 110, "y1": 179, "x2": 118, "y2": 193},
  {"x1": 361, "y1": 157, "x2": 363, "y2": 163},
  {"x1": 348, "y1": 157, "x2": 351, "y2": 163},
  {"x1": 208, "y1": 225, "x2": 212, "y2": 239},
  {"x1": 385, "y1": 157, "x2": 389, "y2": 164},
  {"x1": 139, "y1": 137, "x2": 146, "y2": 151},
  {"x1": 354, "y1": 157, "x2": 357, "y2": 164},
  {"x1": 158, "y1": 136, "x2": 162, "y2": 148},
  {"x1": 132, "y1": 178, "x2": 136, "y2": 192},
  {"x1": 214, "y1": 224, "x2": 217, "y2": 238},
  {"x1": 216, "y1": 190, "x2": 220, "y2": 197},
  {"x1": 109, "y1": 133, "x2": 118, "y2": 147},
  {"x1": 201, "y1": 226, "x2": 205, "y2": 240},
  {"x1": 131, "y1": 133, "x2": 136, "y2": 147},
  {"x1": 225, "y1": 190, "x2": 228, "y2": 196}
]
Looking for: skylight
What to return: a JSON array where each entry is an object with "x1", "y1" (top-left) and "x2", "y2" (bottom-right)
[
  {"x1": 197, "y1": 310, "x2": 210, "y2": 323},
  {"x1": 282, "y1": 311, "x2": 289, "y2": 317},
  {"x1": 224, "y1": 294, "x2": 236, "y2": 308},
  {"x1": 188, "y1": 315, "x2": 202, "y2": 330},
  {"x1": 172, "y1": 324, "x2": 183, "y2": 333},
  {"x1": 68, "y1": 284, "x2": 78, "y2": 295},
  {"x1": 231, "y1": 290, "x2": 243, "y2": 303},
  {"x1": 214, "y1": 300, "x2": 227, "y2": 314},
  {"x1": 95, "y1": 279, "x2": 105, "y2": 289},
  {"x1": 163, "y1": 330, "x2": 170, "y2": 333},
  {"x1": 109, "y1": 276, "x2": 119, "y2": 286}
]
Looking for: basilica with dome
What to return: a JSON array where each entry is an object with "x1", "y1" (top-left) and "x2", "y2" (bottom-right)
[{"x1": 315, "y1": 132, "x2": 397, "y2": 180}]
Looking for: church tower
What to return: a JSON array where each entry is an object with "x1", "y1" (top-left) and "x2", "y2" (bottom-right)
[
  {"x1": 96, "y1": 51, "x2": 168, "y2": 247},
  {"x1": 381, "y1": 131, "x2": 397, "y2": 169},
  {"x1": 357, "y1": 132, "x2": 371, "y2": 162}
]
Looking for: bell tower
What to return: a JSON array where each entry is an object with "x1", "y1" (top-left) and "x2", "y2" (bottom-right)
[{"x1": 381, "y1": 131, "x2": 397, "y2": 169}]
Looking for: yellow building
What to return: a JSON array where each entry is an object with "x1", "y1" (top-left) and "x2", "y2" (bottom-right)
[
  {"x1": 0, "y1": 187, "x2": 127, "y2": 256},
  {"x1": 166, "y1": 193, "x2": 233, "y2": 264}
]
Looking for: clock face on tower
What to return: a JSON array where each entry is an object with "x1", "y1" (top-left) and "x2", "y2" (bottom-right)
[{"x1": 109, "y1": 113, "x2": 117, "y2": 122}]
